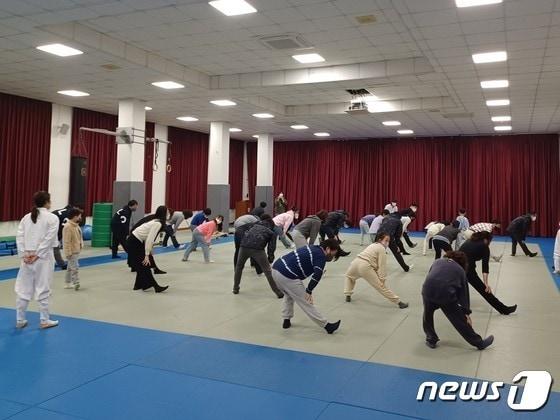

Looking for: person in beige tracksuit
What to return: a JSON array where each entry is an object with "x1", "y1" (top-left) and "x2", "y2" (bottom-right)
[
  {"x1": 344, "y1": 233, "x2": 408, "y2": 308},
  {"x1": 62, "y1": 208, "x2": 83, "y2": 290}
]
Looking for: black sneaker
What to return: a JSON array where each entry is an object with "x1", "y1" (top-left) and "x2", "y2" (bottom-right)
[
  {"x1": 60, "y1": 264, "x2": 68, "y2": 270},
  {"x1": 325, "y1": 320, "x2": 341, "y2": 334},
  {"x1": 528, "y1": 252, "x2": 538, "y2": 258},
  {"x1": 153, "y1": 269, "x2": 167, "y2": 275},
  {"x1": 276, "y1": 293, "x2": 284, "y2": 299},
  {"x1": 425, "y1": 340, "x2": 437, "y2": 349},
  {"x1": 477, "y1": 335, "x2": 494, "y2": 350},
  {"x1": 232, "y1": 290, "x2": 239, "y2": 295},
  {"x1": 410, "y1": 243, "x2": 417, "y2": 248},
  {"x1": 282, "y1": 319, "x2": 291, "y2": 329},
  {"x1": 503, "y1": 304, "x2": 517, "y2": 315},
  {"x1": 345, "y1": 295, "x2": 351, "y2": 302},
  {"x1": 154, "y1": 285, "x2": 169, "y2": 293},
  {"x1": 398, "y1": 301, "x2": 409, "y2": 309}
]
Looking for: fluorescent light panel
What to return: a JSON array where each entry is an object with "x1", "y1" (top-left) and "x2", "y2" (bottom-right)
[
  {"x1": 486, "y1": 99, "x2": 510, "y2": 106},
  {"x1": 290, "y1": 125, "x2": 309, "y2": 130},
  {"x1": 491, "y1": 116, "x2": 511, "y2": 122},
  {"x1": 382, "y1": 121, "x2": 401, "y2": 126},
  {"x1": 57, "y1": 90, "x2": 89, "y2": 97},
  {"x1": 37, "y1": 43, "x2": 83, "y2": 57},
  {"x1": 209, "y1": 0, "x2": 257, "y2": 16},
  {"x1": 481, "y1": 79, "x2": 509, "y2": 88},
  {"x1": 253, "y1": 113, "x2": 274, "y2": 119},
  {"x1": 144, "y1": 106, "x2": 152, "y2": 111},
  {"x1": 472, "y1": 51, "x2": 507, "y2": 64},
  {"x1": 210, "y1": 99, "x2": 236, "y2": 106},
  {"x1": 177, "y1": 116, "x2": 198, "y2": 122},
  {"x1": 292, "y1": 53, "x2": 325, "y2": 64},
  {"x1": 494, "y1": 125, "x2": 512, "y2": 131},
  {"x1": 397, "y1": 129, "x2": 414, "y2": 135},
  {"x1": 229, "y1": 128, "x2": 242, "y2": 132},
  {"x1": 368, "y1": 101, "x2": 397, "y2": 113},
  {"x1": 314, "y1": 132, "x2": 330, "y2": 137},
  {"x1": 456, "y1": 0, "x2": 502, "y2": 7},
  {"x1": 151, "y1": 81, "x2": 184, "y2": 89},
  {"x1": 252, "y1": 135, "x2": 259, "y2": 138}
]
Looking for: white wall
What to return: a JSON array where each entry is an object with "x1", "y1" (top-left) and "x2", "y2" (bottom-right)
[{"x1": 48, "y1": 103, "x2": 72, "y2": 210}]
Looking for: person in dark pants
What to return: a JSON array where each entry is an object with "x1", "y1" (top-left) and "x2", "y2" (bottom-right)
[
  {"x1": 320, "y1": 210, "x2": 348, "y2": 242},
  {"x1": 506, "y1": 212, "x2": 538, "y2": 257},
  {"x1": 163, "y1": 210, "x2": 193, "y2": 248},
  {"x1": 233, "y1": 214, "x2": 274, "y2": 275},
  {"x1": 111, "y1": 200, "x2": 138, "y2": 258},
  {"x1": 129, "y1": 214, "x2": 167, "y2": 275},
  {"x1": 233, "y1": 215, "x2": 283, "y2": 298},
  {"x1": 432, "y1": 220, "x2": 460, "y2": 259},
  {"x1": 460, "y1": 232, "x2": 517, "y2": 315},
  {"x1": 250, "y1": 201, "x2": 267, "y2": 217},
  {"x1": 127, "y1": 206, "x2": 168, "y2": 293},
  {"x1": 396, "y1": 203, "x2": 418, "y2": 249},
  {"x1": 422, "y1": 251, "x2": 494, "y2": 350},
  {"x1": 377, "y1": 214, "x2": 412, "y2": 272}
]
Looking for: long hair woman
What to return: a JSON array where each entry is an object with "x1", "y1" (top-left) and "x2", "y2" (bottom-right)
[
  {"x1": 459, "y1": 231, "x2": 517, "y2": 315},
  {"x1": 126, "y1": 205, "x2": 169, "y2": 293}
]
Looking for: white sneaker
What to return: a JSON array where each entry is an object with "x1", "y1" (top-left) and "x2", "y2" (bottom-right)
[
  {"x1": 206, "y1": 260, "x2": 215, "y2": 264},
  {"x1": 181, "y1": 257, "x2": 188, "y2": 262},
  {"x1": 16, "y1": 320, "x2": 28, "y2": 329},
  {"x1": 40, "y1": 319, "x2": 59, "y2": 329},
  {"x1": 64, "y1": 284, "x2": 73, "y2": 289},
  {"x1": 74, "y1": 282, "x2": 80, "y2": 291}
]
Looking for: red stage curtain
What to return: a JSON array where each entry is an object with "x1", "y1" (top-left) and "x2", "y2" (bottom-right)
[
  {"x1": 71, "y1": 108, "x2": 118, "y2": 215},
  {"x1": 229, "y1": 139, "x2": 244, "y2": 208},
  {"x1": 166, "y1": 126, "x2": 208, "y2": 211},
  {"x1": 272, "y1": 134, "x2": 559, "y2": 237},
  {"x1": 0, "y1": 93, "x2": 52, "y2": 221},
  {"x1": 144, "y1": 122, "x2": 155, "y2": 213},
  {"x1": 247, "y1": 141, "x2": 257, "y2": 204}
]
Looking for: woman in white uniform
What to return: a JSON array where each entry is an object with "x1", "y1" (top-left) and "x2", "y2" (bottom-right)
[{"x1": 15, "y1": 191, "x2": 59, "y2": 329}]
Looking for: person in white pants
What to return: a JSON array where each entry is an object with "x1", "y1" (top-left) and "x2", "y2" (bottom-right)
[
  {"x1": 554, "y1": 222, "x2": 560, "y2": 274},
  {"x1": 15, "y1": 191, "x2": 60, "y2": 330},
  {"x1": 423, "y1": 221, "x2": 448, "y2": 256}
]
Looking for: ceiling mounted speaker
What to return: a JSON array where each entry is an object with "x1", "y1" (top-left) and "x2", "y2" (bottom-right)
[{"x1": 59, "y1": 123, "x2": 70, "y2": 135}]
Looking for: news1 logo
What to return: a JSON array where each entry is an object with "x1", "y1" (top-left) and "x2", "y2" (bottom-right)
[{"x1": 417, "y1": 371, "x2": 553, "y2": 411}]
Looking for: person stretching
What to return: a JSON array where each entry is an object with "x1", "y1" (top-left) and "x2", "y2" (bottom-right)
[
  {"x1": 506, "y1": 212, "x2": 538, "y2": 257},
  {"x1": 291, "y1": 210, "x2": 328, "y2": 248},
  {"x1": 359, "y1": 214, "x2": 376, "y2": 245},
  {"x1": 423, "y1": 220, "x2": 449, "y2": 256},
  {"x1": 344, "y1": 233, "x2": 408, "y2": 308},
  {"x1": 272, "y1": 239, "x2": 342, "y2": 334},
  {"x1": 377, "y1": 213, "x2": 412, "y2": 272},
  {"x1": 432, "y1": 220, "x2": 460, "y2": 259},
  {"x1": 182, "y1": 215, "x2": 224, "y2": 263}
]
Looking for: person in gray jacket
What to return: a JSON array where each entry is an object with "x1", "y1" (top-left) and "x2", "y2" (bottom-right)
[
  {"x1": 234, "y1": 213, "x2": 259, "y2": 229},
  {"x1": 233, "y1": 215, "x2": 283, "y2": 298},
  {"x1": 291, "y1": 210, "x2": 328, "y2": 248},
  {"x1": 163, "y1": 209, "x2": 193, "y2": 248}
]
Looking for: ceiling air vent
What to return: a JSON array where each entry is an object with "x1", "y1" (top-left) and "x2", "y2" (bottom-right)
[
  {"x1": 442, "y1": 112, "x2": 474, "y2": 119},
  {"x1": 258, "y1": 34, "x2": 312, "y2": 50}
]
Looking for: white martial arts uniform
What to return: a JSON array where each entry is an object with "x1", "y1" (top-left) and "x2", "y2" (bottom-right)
[
  {"x1": 554, "y1": 228, "x2": 560, "y2": 273},
  {"x1": 423, "y1": 222, "x2": 445, "y2": 256},
  {"x1": 15, "y1": 208, "x2": 59, "y2": 323}
]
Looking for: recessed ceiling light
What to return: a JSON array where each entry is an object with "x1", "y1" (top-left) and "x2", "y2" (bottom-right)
[
  {"x1": 292, "y1": 53, "x2": 325, "y2": 64},
  {"x1": 314, "y1": 132, "x2": 330, "y2": 137},
  {"x1": 209, "y1": 0, "x2": 257, "y2": 16},
  {"x1": 290, "y1": 125, "x2": 309, "y2": 130},
  {"x1": 486, "y1": 99, "x2": 510, "y2": 106},
  {"x1": 481, "y1": 79, "x2": 509, "y2": 88},
  {"x1": 151, "y1": 81, "x2": 184, "y2": 89},
  {"x1": 36, "y1": 43, "x2": 83, "y2": 57},
  {"x1": 472, "y1": 51, "x2": 507, "y2": 64},
  {"x1": 177, "y1": 116, "x2": 198, "y2": 122},
  {"x1": 397, "y1": 129, "x2": 414, "y2": 135},
  {"x1": 368, "y1": 101, "x2": 397, "y2": 113},
  {"x1": 491, "y1": 116, "x2": 511, "y2": 122},
  {"x1": 229, "y1": 128, "x2": 242, "y2": 132},
  {"x1": 253, "y1": 113, "x2": 274, "y2": 119},
  {"x1": 57, "y1": 90, "x2": 89, "y2": 97},
  {"x1": 252, "y1": 135, "x2": 259, "y2": 138},
  {"x1": 494, "y1": 125, "x2": 512, "y2": 131},
  {"x1": 144, "y1": 106, "x2": 152, "y2": 111},
  {"x1": 455, "y1": 0, "x2": 502, "y2": 7},
  {"x1": 382, "y1": 121, "x2": 401, "y2": 126},
  {"x1": 210, "y1": 99, "x2": 237, "y2": 106}
]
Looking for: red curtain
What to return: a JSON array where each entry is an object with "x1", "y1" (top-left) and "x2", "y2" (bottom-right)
[
  {"x1": 272, "y1": 135, "x2": 560, "y2": 237},
  {"x1": 229, "y1": 139, "x2": 244, "y2": 207},
  {"x1": 0, "y1": 93, "x2": 52, "y2": 221},
  {"x1": 166, "y1": 126, "x2": 208, "y2": 211},
  {"x1": 247, "y1": 141, "x2": 257, "y2": 204},
  {"x1": 144, "y1": 122, "x2": 155, "y2": 213},
  {"x1": 71, "y1": 108, "x2": 118, "y2": 215}
]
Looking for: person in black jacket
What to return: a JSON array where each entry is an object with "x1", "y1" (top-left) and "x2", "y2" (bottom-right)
[
  {"x1": 233, "y1": 215, "x2": 283, "y2": 298},
  {"x1": 250, "y1": 201, "x2": 267, "y2": 217},
  {"x1": 110, "y1": 200, "x2": 138, "y2": 258},
  {"x1": 320, "y1": 210, "x2": 348, "y2": 242},
  {"x1": 422, "y1": 251, "x2": 494, "y2": 350},
  {"x1": 233, "y1": 214, "x2": 273, "y2": 275},
  {"x1": 506, "y1": 212, "x2": 538, "y2": 257},
  {"x1": 432, "y1": 220, "x2": 460, "y2": 259},
  {"x1": 378, "y1": 213, "x2": 412, "y2": 272},
  {"x1": 460, "y1": 232, "x2": 517, "y2": 315}
]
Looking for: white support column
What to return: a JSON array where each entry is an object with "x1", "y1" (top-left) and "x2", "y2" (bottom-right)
[
  {"x1": 255, "y1": 134, "x2": 274, "y2": 211},
  {"x1": 242, "y1": 141, "x2": 249, "y2": 200},
  {"x1": 151, "y1": 124, "x2": 168, "y2": 212},
  {"x1": 48, "y1": 103, "x2": 72, "y2": 210},
  {"x1": 114, "y1": 99, "x2": 146, "y2": 217},
  {"x1": 207, "y1": 121, "x2": 231, "y2": 227}
]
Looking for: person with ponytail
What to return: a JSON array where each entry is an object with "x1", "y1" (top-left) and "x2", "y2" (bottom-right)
[
  {"x1": 126, "y1": 205, "x2": 169, "y2": 293},
  {"x1": 459, "y1": 231, "x2": 517, "y2": 315},
  {"x1": 14, "y1": 191, "x2": 60, "y2": 329}
]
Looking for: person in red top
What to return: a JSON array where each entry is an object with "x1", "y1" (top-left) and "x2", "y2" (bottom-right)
[{"x1": 182, "y1": 215, "x2": 223, "y2": 263}]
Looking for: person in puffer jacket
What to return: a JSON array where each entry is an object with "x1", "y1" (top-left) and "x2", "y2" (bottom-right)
[{"x1": 233, "y1": 215, "x2": 283, "y2": 298}]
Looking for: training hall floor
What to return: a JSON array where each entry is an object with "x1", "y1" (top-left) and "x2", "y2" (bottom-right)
[{"x1": 0, "y1": 229, "x2": 558, "y2": 419}]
